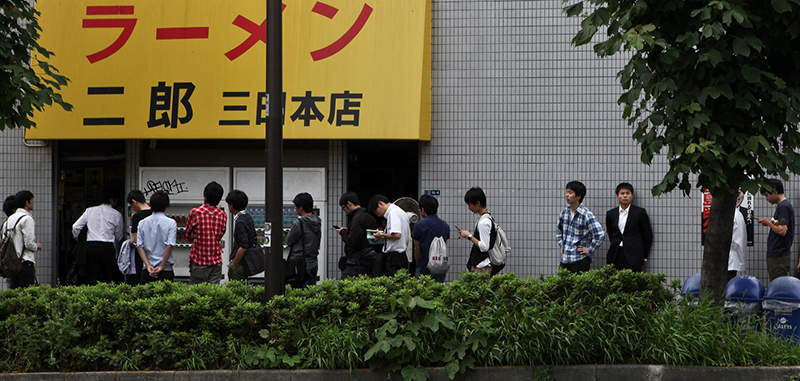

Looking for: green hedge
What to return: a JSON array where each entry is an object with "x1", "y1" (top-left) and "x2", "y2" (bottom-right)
[{"x1": 0, "y1": 266, "x2": 798, "y2": 380}]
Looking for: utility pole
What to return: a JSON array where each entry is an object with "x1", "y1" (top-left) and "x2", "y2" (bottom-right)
[{"x1": 265, "y1": 0, "x2": 284, "y2": 301}]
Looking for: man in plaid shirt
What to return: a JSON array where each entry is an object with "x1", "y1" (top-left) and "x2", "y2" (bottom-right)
[
  {"x1": 186, "y1": 181, "x2": 227, "y2": 284},
  {"x1": 556, "y1": 181, "x2": 606, "y2": 274}
]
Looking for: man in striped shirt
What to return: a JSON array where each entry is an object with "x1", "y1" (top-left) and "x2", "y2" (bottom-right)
[{"x1": 185, "y1": 181, "x2": 227, "y2": 284}]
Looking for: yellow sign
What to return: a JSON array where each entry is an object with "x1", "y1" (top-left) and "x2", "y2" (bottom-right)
[{"x1": 28, "y1": 0, "x2": 431, "y2": 140}]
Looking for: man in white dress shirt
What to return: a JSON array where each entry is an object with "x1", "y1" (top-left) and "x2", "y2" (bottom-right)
[
  {"x1": 370, "y1": 194, "x2": 410, "y2": 277},
  {"x1": 5, "y1": 191, "x2": 41, "y2": 288},
  {"x1": 72, "y1": 188, "x2": 124, "y2": 284},
  {"x1": 728, "y1": 190, "x2": 747, "y2": 281}
]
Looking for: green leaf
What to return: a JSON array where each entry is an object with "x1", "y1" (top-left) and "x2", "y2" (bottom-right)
[
  {"x1": 732, "y1": 39, "x2": 750, "y2": 57},
  {"x1": 744, "y1": 34, "x2": 764, "y2": 52},
  {"x1": 445, "y1": 360, "x2": 460, "y2": 379},
  {"x1": 741, "y1": 66, "x2": 761, "y2": 83},
  {"x1": 730, "y1": 8, "x2": 746, "y2": 24},
  {"x1": 377, "y1": 311, "x2": 400, "y2": 320},
  {"x1": 706, "y1": 49, "x2": 723, "y2": 66},
  {"x1": 401, "y1": 365, "x2": 428, "y2": 381},
  {"x1": 563, "y1": 2, "x2": 583, "y2": 17},
  {"x1": 772, "y1": 0, "x2": 792, "y2": 13},
  {"x1": 403, "y1": 336, "x2": 417, "y2": 351},
  {"x1": 573, "y1": 25, "x2": 598, "y2": 46}
]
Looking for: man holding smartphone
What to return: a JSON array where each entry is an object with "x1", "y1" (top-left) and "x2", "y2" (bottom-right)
[{"x1": 336, "y1": 192, "x2": 379, "y2": 278}]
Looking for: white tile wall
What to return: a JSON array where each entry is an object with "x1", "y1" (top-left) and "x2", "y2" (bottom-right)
[
  {"x1": 0, "y1": 128, "x2": 55, "y2": 288},
  {"x1": 423, "y1": 0, "x2": 786, "y2": 285}
]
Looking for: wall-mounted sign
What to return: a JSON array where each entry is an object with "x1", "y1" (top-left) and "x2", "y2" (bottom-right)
[{"x1": 29, "y1": 0, "x2": 431, "y2": 141}]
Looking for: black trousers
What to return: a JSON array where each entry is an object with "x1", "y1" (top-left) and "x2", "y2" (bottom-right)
[
  {"x1": 10, "y1": 261, "x2": 36, "y2": 289},
  {"x1": 560, "y1": 256, "x2": 592, "y2": 274},
  {"x1": 613, "y1": 250, "x2": 642, "y2": 272},
  {"x1": 86, "y1": 241, "x2": 123, "y2": 284},
  {"x1": 383, "y1": 251, "x2": 408, "y2": 277}
]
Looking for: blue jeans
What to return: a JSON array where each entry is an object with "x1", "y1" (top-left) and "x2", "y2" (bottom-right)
[{"x1": 415, "y1": 267, "x2": 446, "y2": 283}]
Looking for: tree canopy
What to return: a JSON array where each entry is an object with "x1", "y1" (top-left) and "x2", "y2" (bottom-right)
[
  {"x1": 564, "y1": 0, "x2": 800, "y2": 198},
  {"x1": 1, "y1": 1, "x2": 71, "y2": 130},
  {"x1": 563, "y1": 0, "x2": 800, "y2": 302}
]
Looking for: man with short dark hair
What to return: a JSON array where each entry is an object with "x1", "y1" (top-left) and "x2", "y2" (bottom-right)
[
  {"x1": 556, "y1": 181, "x2": 606, "y2": 274},
  {"x1": 758, "y1": 178, "x2": 794, "y2": 281},
  {"x1": 125, "y1": 189, "x2": 152, "y2": 285},
  {"x1": 225, "y1": 189, "x2": 256, "y2": 281},
  {"x1": 413, "y1": 194, "x2": 450, "y2": 283},
  {"x1": 370, "y1": 194, "x2": 410, "y2": 277},
  {"x1": 3, "y1": 195, "x2": 16, "y2": 217},
  {"x1": 458, "y1": 187, "x2": 496, "y2": 274},
  {"x1": 72, "y1": 188, "x2": 125, "y2": 283},
  {"x1": 135, "y1": 192, "x2": 176, "y2": 283},
  {"x1": 606, "y1": 183, "x2": 653, "y2": 272},
  {"x1": 286, "y1": 192, "x2": 321, "y2": 287},
  {"x1": 336, "y1": 192, "x2": 379, "y2": 278},
  {"x1": 185, "y1": 181, "x2": 227, "y2": 284},
  {"x1": 5, "y1": 191, "x2": 41, "y2": 288}
]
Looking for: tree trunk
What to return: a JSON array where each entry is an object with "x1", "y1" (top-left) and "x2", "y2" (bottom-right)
[{"x1": 700, "y1": 190, "x2": 737, "y2": 306}]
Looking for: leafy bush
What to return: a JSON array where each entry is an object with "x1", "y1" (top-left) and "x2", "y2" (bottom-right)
[{"x1": 0, "y1": 266, "x2": 799, "y2": 381}]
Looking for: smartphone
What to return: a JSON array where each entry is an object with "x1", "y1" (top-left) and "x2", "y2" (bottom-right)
[{"x1": 333, "y1": 225, "x2": 341, "y2": 229}]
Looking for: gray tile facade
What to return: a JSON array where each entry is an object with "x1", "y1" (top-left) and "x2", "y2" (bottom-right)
[
  {"x1": 0, "y1": 129, "x2": 55, "y2": 289},
  {"x1": 422, "y1": 0, "x2": 791, "y2": 285}
]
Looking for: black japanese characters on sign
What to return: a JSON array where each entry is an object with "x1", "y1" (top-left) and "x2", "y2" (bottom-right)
[
  {"x1": 83, "y1": 82, "x2": 364, "y2": 129},
  {"x1": 83, "y1": 87, "x2": 125, "y2": 126},
  {"x1": 147, "y1": 82, "x2": 196, "y2": 128}
]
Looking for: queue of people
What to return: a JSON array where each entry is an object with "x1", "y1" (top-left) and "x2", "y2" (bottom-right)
[{"x1": 2, "y1": 177, "x2": 793, "y2": 289}]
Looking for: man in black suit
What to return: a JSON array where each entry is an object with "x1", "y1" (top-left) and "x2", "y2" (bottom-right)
[{"x1": 606, "y1": 183, "x2": 653, "y2": 272}]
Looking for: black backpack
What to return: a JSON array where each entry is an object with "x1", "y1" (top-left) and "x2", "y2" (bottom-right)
[
  {"x1": 285, "y1": 220, "x2": 308, "y2": 287},
  {"x1": 0, "y1": 216, "x2": 27, "y2": 278}
]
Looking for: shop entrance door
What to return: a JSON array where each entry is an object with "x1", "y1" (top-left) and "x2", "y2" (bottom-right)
[
  {"x1": 346, "y1": 141, "x2": 419, "y2": 204},
  {"x1": 56, "y1": 140, "x2": 125, "y2": 285}
]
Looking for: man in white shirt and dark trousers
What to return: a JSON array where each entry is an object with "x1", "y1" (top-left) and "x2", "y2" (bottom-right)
[
  {"x1": 72, "y1": 189, "x2": 124, "y2": 284},
  {"x1": 458, "y1": 187, "x2": 498, "y2": 275},
  {"x1": 370, "y1": 195, "x2": 410, "y2": 277},
  {"x1": 5, "y1": 191, "x2": 41, "y2": 288}
]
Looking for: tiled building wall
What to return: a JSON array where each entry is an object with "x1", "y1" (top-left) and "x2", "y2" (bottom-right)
[
  {"x1": 424, "y1": 0, "x2": 795, "y2": 286},
  {"x1": 0, "y1": 129, "x2": 55, "y2": 288}
]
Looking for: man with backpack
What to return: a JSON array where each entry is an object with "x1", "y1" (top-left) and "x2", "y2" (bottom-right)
[
  {"x1": 458, "y1": 187, "x2": 505, "y2": 275},
  {"x1": 4, "y1": 191, "x2": 41, "y2": 288},
  {"x1": 412, "y1": 194, "x2": 450, "y2": 283},
  {"x1": 285, "y1": 192, "x2": 322, "y2": 288}
]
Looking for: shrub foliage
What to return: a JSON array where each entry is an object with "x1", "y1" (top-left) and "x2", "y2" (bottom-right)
[{"x1": 0, "y1": 266, "x2": 798, "y2": 380}]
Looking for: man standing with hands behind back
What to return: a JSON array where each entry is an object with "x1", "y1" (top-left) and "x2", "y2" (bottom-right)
[{"x1": 606, "y1": 183, "x2": 653, "y2": 272}]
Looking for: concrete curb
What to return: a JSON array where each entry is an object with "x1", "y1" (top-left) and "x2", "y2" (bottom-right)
[{"x1": 1, "y1": 365, "x2": 799, "y2": 380}]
